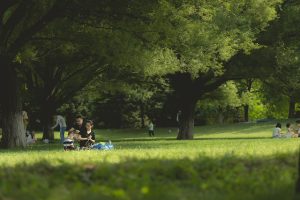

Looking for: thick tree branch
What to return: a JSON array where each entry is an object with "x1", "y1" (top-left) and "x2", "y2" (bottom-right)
[{"x1": 9, "y1": 0, "x2": 70, "y2": 55}]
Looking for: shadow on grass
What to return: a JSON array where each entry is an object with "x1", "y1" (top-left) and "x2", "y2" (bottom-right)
[{"x1": 0, "y1": 153, "x2": 298, "y2": 200}]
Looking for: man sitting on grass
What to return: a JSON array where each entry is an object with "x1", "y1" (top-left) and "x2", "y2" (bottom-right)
[
  {"x1": 71, "y1": 120, "x2": 96, "y2": 149},
  {"x1": 70, "y1": 118, "x2": 113, "y2": 150}
]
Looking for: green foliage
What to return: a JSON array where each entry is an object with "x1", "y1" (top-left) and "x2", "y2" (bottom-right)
[
  {"x1": 142, "y1": 0, "x2": 282, "y2": 77},
  {"x1": 198, "y1": 81, "x2": 242, "y2": 124}
]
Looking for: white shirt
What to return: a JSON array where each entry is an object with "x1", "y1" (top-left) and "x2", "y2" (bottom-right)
[
  {"x1": 149, "y1": 123, "x2": 154, "y2": 131},
  {"x1": 52, "y1": 115, "x2": 67, "y2": 128},
  {"x1": 273, "y1": 127, "x2": 281, "y2": 138}
]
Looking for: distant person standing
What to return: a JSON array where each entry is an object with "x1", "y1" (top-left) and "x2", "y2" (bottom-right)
[
  {"x1": 148, "y1": 121, "x2": 154, "y2": 137},
  {"x1": 176, "y1": 110, "x2": 182, "y2": 131},
  {"x1": 52, "y1": 115, "x2": 67, "y2": 143},
  {"x1": 22, "y1": 111, "x2": 29, "y2": 132}
]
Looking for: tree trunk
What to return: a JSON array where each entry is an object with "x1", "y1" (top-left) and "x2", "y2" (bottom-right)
[
  {"x1": 218, "y1": 113, "x2": 224, "y2": 124},
  {"x1": 0, "y1": 57, "x2": 26, "y2": 148},
  {"x1": 244, "y1": 105, "x2": 249, "y2": 122},
  {"x1": 41, "y1": 102, "x2": 55, "y2": 141},
  {"x1": 243, "y1": 79, "x2": 253, "y2": 122},
  {"x1": 177, "y1": 98, "x2": 197, "y2": 140},
  {"x1": 288, "y1": 97, "x2": 296, "y2": 119},
  {"x1": 42, "y1": 117, "x2": 54, "y2": 141},
  {"x1": 140, "y1": 102, "x2": 145, "y2": 128}
]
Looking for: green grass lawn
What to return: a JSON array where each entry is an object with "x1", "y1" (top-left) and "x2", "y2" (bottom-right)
[{"x1": 1, "y1": 122, "x2": 300, "y2": 200}]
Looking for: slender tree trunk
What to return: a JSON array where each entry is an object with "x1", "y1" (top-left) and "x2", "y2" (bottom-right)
[
  {"x1": 177, "y1": 98, "x2": 197, "y2": 140},
  {"x1": 218, "y1": 113, "x2": 224, "y2": 124},
  {"x1": 140, "y1": 102, "x2": 145, "y2": 128},
  {"x1": 243, "y1": 79, "x2": 253, "y2": 122},
  {"x1": 40, "y1": 102, "x2": 55, "y2": 141},
  {"x1": 0, "y1": 57, "x2": 26, "y2": 148},
  {"x1": 244, "y1": 105, "x2": 249, "y2": 122},
  {"x1": 288, "y1": 97, "x2": 296, "y2": 119}
]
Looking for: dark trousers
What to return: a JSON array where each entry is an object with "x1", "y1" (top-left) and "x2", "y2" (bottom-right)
[{"x1": 149, "y1": 130, "x2": 154, "y2": 136}]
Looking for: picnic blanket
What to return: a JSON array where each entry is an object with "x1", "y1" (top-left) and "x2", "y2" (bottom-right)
[{"x1": 91, "y1": 142, "x2": 114, "y2": 150}]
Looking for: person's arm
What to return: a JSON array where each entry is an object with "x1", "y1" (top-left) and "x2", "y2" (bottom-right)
[
  {"x1": 77, "y1": 134, "x2": 88, "y2": 141},
  {"x1": 88, "y1": 132, "x2": 96, "y2": 143},
  {"x1": 51, "y1": 118, "x2": 59, "y2": 129}
]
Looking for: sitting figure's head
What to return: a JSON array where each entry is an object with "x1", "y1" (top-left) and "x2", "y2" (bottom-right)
[
  {"x1": 86, "y1": 120, "x2": 94, "y2": 131},
  {"x1": 76, "y1": 115, "x2": 84, "y2": 126},
  {"x1": 276, "y1": 123, "x2": 281, "y2": 128},
  {"x1": 68, "y1": 128, "x2": 80, "y2": 140},
  {"x1": 286, "y1": 123, "x2": 291, "y2": 128}
]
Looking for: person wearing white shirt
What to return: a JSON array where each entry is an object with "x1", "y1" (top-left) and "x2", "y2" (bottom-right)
[
  {"x1": 52, "y1": 115, "x2": 67, "y2": 143},
  {"x1": 273, "y1": 123, "x2": 282, "y2": 138},
  {"x1": 148, "y1": 121, "x2": 154, "y2": 137}
]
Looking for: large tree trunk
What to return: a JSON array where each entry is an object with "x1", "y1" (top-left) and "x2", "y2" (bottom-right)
[
  {"x1": 177, "y1": 98, "x2": 197, "y2": 140},
  {"x1": 288, "y1": 97, "x2": 296, "y2": 119},
  {"x1": 244, "y1": 105, "x2": 249, "y2": 122},
  {"x1": 0, "y1": 57, "x2": 26, "y2": 148}
]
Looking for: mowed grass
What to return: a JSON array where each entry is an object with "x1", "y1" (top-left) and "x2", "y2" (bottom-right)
[{"x1": 0, "y1": 122, "x2": 300, "y2": 200}]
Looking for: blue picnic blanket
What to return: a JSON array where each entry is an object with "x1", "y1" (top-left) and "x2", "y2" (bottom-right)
[{"x1": 91, "y1": 142, "x2": 114, "y2": 150}]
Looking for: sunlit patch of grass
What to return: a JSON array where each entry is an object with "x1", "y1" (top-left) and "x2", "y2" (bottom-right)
[{"x1": 0, "y1": 122, "x2": 299, "y2": 199}]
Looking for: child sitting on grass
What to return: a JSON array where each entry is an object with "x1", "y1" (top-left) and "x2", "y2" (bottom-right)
[
  {"x1": 85, "y1": 120, "x2": 114, "y2": 150},
  {"x1": 285, "y1": 123, "x2": 298, "y2": 138},
  {"x1": 273, "y1": 123, "x2": 282, "y2": 138},
  {"x1": 85, "y1": 120, "x2": 96, "y2": 148},
  {"x1": 63, "y1": 129, "x2": 77, "y2": 151}
]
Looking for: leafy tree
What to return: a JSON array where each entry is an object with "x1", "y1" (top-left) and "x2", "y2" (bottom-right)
[
  {"x1": 141, "y1": 0, "x2": 282, "y2": 139},
  {"x1": 258, "y1": 0, "x2": 300, "y2": 119},
  {"x1": 198, "y1": 81, "x2": 242, "y2": 124},
  {"x1": 0, "y1": 1, "x2": 70, "y2": 147},
  {"x1": 262, "y1": 45, "x2": 300, "y2": 118},
  {"x1": 0, "y1": 0, "x2": 158, "y2": 147}
]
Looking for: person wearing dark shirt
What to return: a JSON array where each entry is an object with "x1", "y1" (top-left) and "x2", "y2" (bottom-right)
[
  {"x1": 72, "y1": 115, "x2": 88, "y2": 147},
  {"x1": 73, "y1": 115, "x2": 87, "y2": 135},
  {"x1": 72, "y1": 116, "x2": 96, "y2": 148},
  {"x1": 85, "y1": 120, "x2": 96, "y2": 147}
]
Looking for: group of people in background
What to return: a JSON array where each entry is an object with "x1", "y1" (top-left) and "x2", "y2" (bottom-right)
[
  {"x1": 273, "y1": 121, "x2": 300, "y2": 138},
  {"x1": 55, "y1": 115, "x2": 112, "y2": 151},
  {"x1": 23, "y1": 112, "x2": 113, "y2": 150}
]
